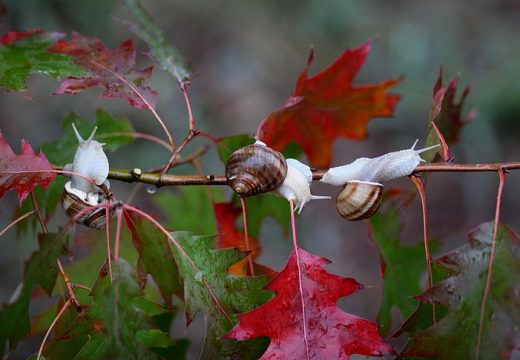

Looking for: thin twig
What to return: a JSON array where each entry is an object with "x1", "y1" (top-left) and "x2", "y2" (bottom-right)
[
  {"x1": 409, "y1": 175, "x2": 435, "y2": 324},
  {"x1": 89, "y1": 60, "x2": 176, "y2": 149},
  {"x1": 181, "y1": 85, "x2": 196, "y2": 132},
  {"x1": 95, "y1": 131, "x2": 173, "y2": 151},
  {"x1": 147, "y1": 145, "x2": 210, "y2": 174},
  {"x1": 37, "y1": 299, "x2": 72, "y2": 360},
  {"x1": 476, "y1": 168, "x2": 506, "y2": 359},
  {"x1": 240, "y1": 197, "x2": 255, "y2": 276},
  {"x1": 0, "y1": 210, "x2": 34, "y2": 237},
  {"x1": 71, "y1": 284, "x2": 92, "y2": 292},
  {"x1": 161, "y1": 129, "x2": 200, "y2": 176},
  {"x1": 105, "y1": 206, "x2": 113, "y2": 283},
  {"x1": 114, "y1": 207, "x2": 123, "y2": 267}
]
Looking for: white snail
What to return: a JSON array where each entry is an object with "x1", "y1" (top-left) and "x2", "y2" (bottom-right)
[
  {"x1": 273, "y1": 158, "x2": 330, "y2": 214},
  {"x1": 61, "y1": 123, "x2": 113, "y2": 229},
  {"x1": 320, "y1": 140, "x2": 439, "y2": 220}
]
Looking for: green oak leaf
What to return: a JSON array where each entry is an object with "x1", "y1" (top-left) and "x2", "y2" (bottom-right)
[
  {"x1": 369, "y1": 199, "x2": 438, "y2": 334},
  {"x1": 171, "y1": 232, "x2": 271, "y2": 359}
]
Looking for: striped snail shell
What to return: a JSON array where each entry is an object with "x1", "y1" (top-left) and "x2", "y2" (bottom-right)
[
  {"x1": 225, "y1": 141, "x2": 288, "y2": 197},
  {"x1": 336, "y1": 180, "x2": 383, "y2": 221},
  {"x1": 62, "y1": 181, "x2": 113, "y2": 229},
  {"x1": 61, "y1": 123, "x2": 113, "y2": 229}
]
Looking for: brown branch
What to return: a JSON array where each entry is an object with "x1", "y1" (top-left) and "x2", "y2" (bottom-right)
[
  {"x1": 161, "y1": 129, "x2": 200, "y2": 176},
  {"x1": 49, "y1": 161, "x2": 520, "y2": 188}
]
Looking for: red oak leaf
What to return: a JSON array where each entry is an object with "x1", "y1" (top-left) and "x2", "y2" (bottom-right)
[
  {"x1": 0, "y1": 132, "x2": 56, "y2": 202},
  {"x1": 225, "y1": 248, "x2": 394, "y2": 359},
  {"x1": 425, "y1": 67, "x2": 477, "y2": 162},
  {"x1": 257, "y1": 41, "x2": 400, "y2": 168},
  {"x1": 49, "y1": 32, "x2": 157, "y2": 110},
  {"x1": 214, "y1": 202, "x2": 275, "y2": 277},
  {"x1": 0, "y1": 29, "x2": 44, "y2": 45}
]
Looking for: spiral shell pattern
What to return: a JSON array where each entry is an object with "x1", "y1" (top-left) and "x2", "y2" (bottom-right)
[
  {"x1": 225, "y1": 142, "x2": 287, "y2": 197},
  {"x1": 336, "y1": 180, "x2": 383, "y2": 221},
  {"x1": 61, "y1": 181, "x2": 113, "y2": 229}
]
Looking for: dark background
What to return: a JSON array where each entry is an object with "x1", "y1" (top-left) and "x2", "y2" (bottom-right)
[{"x1": 0, "y1": 1, "x2": 519, "y2": 358}]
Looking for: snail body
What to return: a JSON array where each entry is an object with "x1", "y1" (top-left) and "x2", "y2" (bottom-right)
[
  {"x1": 273, "y1": 159, "x2": 330, "y2": 214},
  {"x1": 61, "y1": 123, "x2": 113, "y2": 229},
  {"x1": 321, "y1": 141, "x2": 439, "y2": 221},
  {"x1": 226, "y1": 141, "x2": 287, "y2": 197}
]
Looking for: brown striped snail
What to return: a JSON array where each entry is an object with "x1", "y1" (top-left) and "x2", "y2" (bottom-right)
[
  {"x1": 226, "y1": 141, "x2": 287, "y2": 197},
  {"x1": 321, "y1": 140, "x2": 439, "y2": 220},
  {"x1": 61, "y1": 123, "x2": 113, "y2": 229},
  {"x1": 226, "y1": 141, "x2": 329, "y2": 212}
]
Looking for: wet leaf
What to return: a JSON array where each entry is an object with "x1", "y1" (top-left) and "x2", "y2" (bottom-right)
[
  {"x1": 49, "y1": 32, "x2": 157, "y2": 110},
  {"x1": 226, "y1": 248, "x2": 394, "y2": 359}
]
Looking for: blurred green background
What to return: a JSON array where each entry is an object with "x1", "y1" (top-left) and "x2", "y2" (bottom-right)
[{"x1": 0, "y1": 0, "x2": 519, "y2": 358}]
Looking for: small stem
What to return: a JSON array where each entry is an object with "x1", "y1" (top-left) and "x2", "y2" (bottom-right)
[
  {"x1": 476, "y1": 168, "x2": 506, "y2": 359},
  {"x1": 89, "y1": 60, "x2": 176, "y2": 150},
  {"x1": 95, "y1": 131, "x2": 173, "y2": 151},
  {"x1": 105, "y1": 206, "x2": 113, "y2": 283},
  {"x1": 161, "y1": 129, "x2": 200, "y2": 176},
  {"x1": 239, "y1": 197, "x2": 255, "y2": 276},
  {"x1": 409, "y1": 175, "x2": 435, "y2": 324},
  {"x1": 114, "y1": 207, "x2": 123, "y2": 267},
  {"x1": 71, "y1": 284, "x2": 92, "y2": 292},
  {"x1": 181, "y1": 85, "x2": 196, "y2": 132},
  {"x1": 37, "y1": 299, "x2": 72, "y2": 360},
  {"x1": 0, "y1": 210, "x2": 34, "y2": 237},
  {"x1": 289, "y1": 200, "x2": 310, "y2": 360}
]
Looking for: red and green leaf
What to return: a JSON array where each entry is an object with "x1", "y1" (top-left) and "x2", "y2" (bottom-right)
[
  {"x1": 424, "y1": 67, "x2": 477, "y2": 162},
  {"x1": 0, "y1": 30, "x2": 83, "y2": 92},
  {"x1": 226, "y1": 248, "x2": 394, "y2": 359},
  {"x1": 0, "y1": 133, "x2": 56, "y2": 202},
  {"x1": 257, "y1": 41, "x2": 400, "y2": 168},
  {"x1": 404, "y1": 222, "x2": 520, "y2": 359},
  {"x1": 49, "y1": 32, "x2": 157, "y2": 110}
]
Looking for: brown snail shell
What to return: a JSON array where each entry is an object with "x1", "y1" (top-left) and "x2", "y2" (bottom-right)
[
  {"x1": 336, "y1": 180, "x2": 383, "y2": 221},
  {"x1": 225, "y1": 141, "x2": 287, "y2": 197},
  {"x1": 61, "y1": 181, "x2": 113, "y2": 229}
]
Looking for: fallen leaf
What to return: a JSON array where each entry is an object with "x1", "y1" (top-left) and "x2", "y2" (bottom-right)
[
  {"x1": 49, "y1": 32, "x2": 157, "y2": 110},
  {"x1": 257, "y1": 41, "x2": 400, "y2": 168},
  {"x1": 226, "y1": 248, "x2": 394, "y2": 359},
  {"x1": 0, "y1": 132, "x2": 56, "y2": 202}
]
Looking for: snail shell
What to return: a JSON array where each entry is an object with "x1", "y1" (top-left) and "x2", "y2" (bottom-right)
[
  {"x1": 61, "y1": 181, "x2": 113, "y2": 229},
  {"x1": 336, "y1": 180, "x2": 383, "y2": 221},
  {"x1": 225, "y1": 141, "x2": 287, "y2": 197}
]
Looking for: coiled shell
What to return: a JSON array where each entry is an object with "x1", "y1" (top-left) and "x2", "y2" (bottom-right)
[
  {"x1": 61, "y1": 181, "x2": 113, "y2": 229},
  {"x1": 336, "y1": 180, "x2": 383, "y2": 221},
  {"x1": 225, "y1": 141, "x2": 287, "y2": 197}
]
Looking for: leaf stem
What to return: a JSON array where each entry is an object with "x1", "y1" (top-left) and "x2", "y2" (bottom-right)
[
  {"x1": 409, "y1": 175, "x2": 435, "y2": 324},
  {"x1": 476, "y1": 168, "x2": 506, "y2": 359},
  {"x1": 240, "y1": 197, "x2": 255, "y2": 276},
  {"x1": 37, "y1": 298, "x2": 72, "y2": 360},
  {"x1": 0, "y1": 210, "x2": 34, "y2": 238}
]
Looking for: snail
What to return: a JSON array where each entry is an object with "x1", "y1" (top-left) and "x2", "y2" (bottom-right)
[
  {"x1": 273, "y1": 159, "x2": 330, "y2": 214},
  {"x1": 226, "y1": 140, "x2": 287, "y2": 197},
  {"x1": 61, "y1": 123, "x2": 113, "y2": 229},
  {"x1": 225, "y1": 141, "x2": 329, "y2": 212},
  {"x1": 321, "y1": 140, "x2": 439, "y2": 220}
]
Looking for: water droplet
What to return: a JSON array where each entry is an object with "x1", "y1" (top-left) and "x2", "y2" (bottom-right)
[
  {"x1": 195, "y1": 271, "x2": 203, "y2": 282},
  {"x1": 146, "y1": 186, "x2": 157, "y2": 194}
]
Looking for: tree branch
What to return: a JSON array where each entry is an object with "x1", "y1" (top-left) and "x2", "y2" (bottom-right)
[{"x1": 52, "y1": 161, "x2": 520, "y2": 187}]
